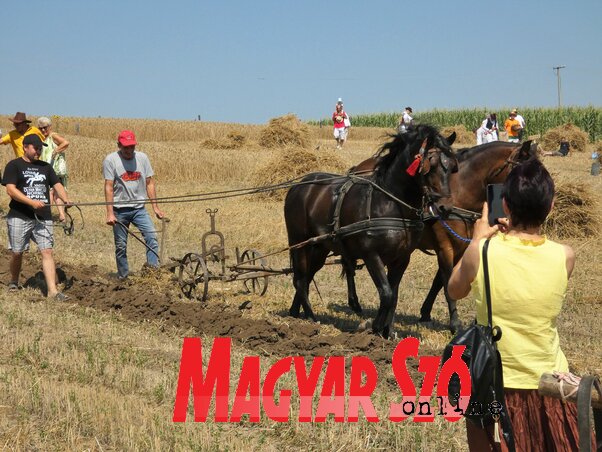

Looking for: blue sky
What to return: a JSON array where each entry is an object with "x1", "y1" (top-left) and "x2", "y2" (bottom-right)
[{"x1": 2, "y1": 0, "x2": 600, "y2": 124}]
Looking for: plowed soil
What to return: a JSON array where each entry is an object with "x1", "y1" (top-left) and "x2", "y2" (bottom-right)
[{"x1": 1, "y1": 248, "x2": 427, "y2": 377}]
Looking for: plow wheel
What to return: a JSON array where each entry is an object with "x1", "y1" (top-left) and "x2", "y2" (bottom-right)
[
  {"x1": 240, "y1": 249, "x2": 269, "y2": 296},
  {"x1": 178, "y1": 252, "x2": 210, "y2": 301}
]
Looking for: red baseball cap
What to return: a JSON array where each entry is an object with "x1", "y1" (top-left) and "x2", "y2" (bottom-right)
[{"x1": 118, "y1": 130, "x2": 137, "y2": 146}]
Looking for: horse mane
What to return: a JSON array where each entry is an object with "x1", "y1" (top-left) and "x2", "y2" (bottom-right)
[
  {"x1": 373, "y1": 124, "x2": 449, "y2": 184},
  {"x1": 456, "y1": 141, "x2": 519, "y2": 162},
  {"x1": 456, "y1": 140, "x2": 539, "y2": 164}
]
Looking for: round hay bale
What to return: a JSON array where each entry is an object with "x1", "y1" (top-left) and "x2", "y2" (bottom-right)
[
  {"x1": 258, "y1": 114, "x2": 312, "y2": 149},
  {"x1": 441, "y1": 125, "x2": 474, "y2": 146},
  {"x1": 251, "y1": 146, "x2": 347, "y2": 201},
  {"x1": 541, "y1": 124, "x2": 589, "y2": 153},
  {"x1": 542, "y1": 179, "x2": 600, "y2": 239}
]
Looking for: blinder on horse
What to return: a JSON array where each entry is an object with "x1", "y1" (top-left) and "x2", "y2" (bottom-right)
[{"x1": 406, "y1": 138, "x2": 458, "y2": 219}]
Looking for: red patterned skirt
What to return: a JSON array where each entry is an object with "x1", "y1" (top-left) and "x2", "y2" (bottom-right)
[{"x1": 467, "y1": 388, "x2": 595, "y2": 451}]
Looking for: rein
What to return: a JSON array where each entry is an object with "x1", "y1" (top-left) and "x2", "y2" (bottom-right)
[
  {"x1": 34, "y1": 205, "x2": 85, "y2": 236},
  {"x1": 489, "y1": 151, "x2": 523, "y2": 179}
]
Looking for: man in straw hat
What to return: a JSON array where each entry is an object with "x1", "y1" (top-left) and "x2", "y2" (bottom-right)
[
  {"x1": 512, "y1": 108, "x2": 526, "y2": 141},
  {"x1": 504, "y1": 110, "x2": 522, "y2": 143},
  {"x1": 1, "y1": 112, "x2": 45, "y2": 158},
  {"x1": 2, "y1": 134, "x2": 71, "y2": 300},
  {"x1": 103, "y1": 130, "x2": 166, "y2": 280}
]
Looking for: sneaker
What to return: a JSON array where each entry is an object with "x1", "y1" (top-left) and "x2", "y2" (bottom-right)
[
  {"x1": 54, "y1": 293, "x2": 70, "y2": 302},
  {"x1": 8, "y1": 281, "x2": 21, "y2": 291}
]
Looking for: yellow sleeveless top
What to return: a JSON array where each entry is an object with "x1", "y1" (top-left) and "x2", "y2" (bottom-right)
[{"x1": 471, "y1": 233, "x2": 569, "y2": 389}]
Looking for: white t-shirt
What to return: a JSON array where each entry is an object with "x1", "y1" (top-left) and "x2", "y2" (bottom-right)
[
  {"x1": 515, "y1": 114, "x2": 526, "y2": 128},
  {"x1": 399, "y1": 111, "x2": 413, "y2": 133}
]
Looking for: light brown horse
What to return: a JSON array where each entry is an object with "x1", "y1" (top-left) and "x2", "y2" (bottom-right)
[{"x1": 347, "y1": 140, "x2": 537, "y2": 332}]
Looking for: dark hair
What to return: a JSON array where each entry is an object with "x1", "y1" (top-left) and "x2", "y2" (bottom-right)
[
  {"x1": 406, "y1": 106, "x2": 413, "y2": 113},
  {"x1": 502, "y1": 158, "x2": 554, "y2": 228}
]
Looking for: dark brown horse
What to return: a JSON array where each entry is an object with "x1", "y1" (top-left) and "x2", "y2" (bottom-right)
[
  {"x1": 346, "y1": 140, "x2": 537, "y2": 332},
  {"x1": 284, "y1": 125, "x2": 457, "y2": 338}
]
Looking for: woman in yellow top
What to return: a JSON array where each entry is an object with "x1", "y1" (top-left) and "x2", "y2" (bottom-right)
[{"x1": 448, "y1": 158, "x2": 590, "y2": 451}]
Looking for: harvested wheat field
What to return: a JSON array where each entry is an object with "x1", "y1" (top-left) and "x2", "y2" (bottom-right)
[{"x1": 0, "y1": 117, "x2": 600, "y2": 451}]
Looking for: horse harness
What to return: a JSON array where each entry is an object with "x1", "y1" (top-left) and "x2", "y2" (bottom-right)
[
  {"x1": 489, "y1": 146, "x2": 525, "y2": 179},
  {"x1": 327, "y1": 177, "x2": 424, "y2": 243}
]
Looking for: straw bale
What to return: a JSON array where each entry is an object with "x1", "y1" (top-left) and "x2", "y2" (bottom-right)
[
  {"x1": 258, "y1": 114, "x2": 312, "y2": 149},
  {"x1": 543, "y1": 179, "x2": 600, "y2": 239},
  {"x1": 541, "y1": 124, "x2": 589, "y2": 153},
  {"x1": 202, "y1": 131, "x2": 247, "y2": 149},
  {"x1": 251, "y1": 146, "x2": 347, "y2": 201},
  {"x1": 441, "y1": 125, "x2": 474, "y2": 146}
]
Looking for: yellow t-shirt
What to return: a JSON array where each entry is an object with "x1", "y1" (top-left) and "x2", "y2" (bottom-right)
[
  {"x1": 471, "y1": 233, "x2": 569, "y2": 389},
  {"x1": 0, "y1": 126, "x2": 45, "y2": 158}
]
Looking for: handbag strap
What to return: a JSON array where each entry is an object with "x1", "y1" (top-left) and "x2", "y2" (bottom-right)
[{"x1": 481, "y1": 238, "x2": 493, "y2": 328}]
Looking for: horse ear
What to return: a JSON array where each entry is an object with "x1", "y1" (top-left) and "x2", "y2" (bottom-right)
[
  {"x1": 445, "y1": 131, "x2": 456, "y2": 146},
  {"x1": 518, "y1": 140, "x2": 533, "y2": 160}
]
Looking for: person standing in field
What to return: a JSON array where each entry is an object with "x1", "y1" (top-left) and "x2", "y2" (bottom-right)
[
  {"x1": 485, "y1": 113, "x2": 498, "y2": 142},
  {"x1": 37, "y1": 117, "x2": 70, "y2": 222},
  {"x1": 512, "y1": 109, "x2": 526, "y2": 141},
  {"x1": 398, "y1": 107, "x2": 413, "y2": 134},
  {"x1": 504, "y1": 111, "x2": 521, "y2": 143},
  {"x1": 103, "y1": 130, "x2": 165, "y2": 279},
  {"x1": 2, "y1": 134, "x2": 70, "y2": 300},
  {"x1": 332, "y1": 101, "x2": 349, "y2": 149},
  {"x1": 476, "y1": 113, "x2": 499, "y2": 145},
  {"x1": 1, "y1": 112, "x2": 45, "y2": 158},
  {"x1": 448, "y1": 158, "x2": 595, "y2": 451}
]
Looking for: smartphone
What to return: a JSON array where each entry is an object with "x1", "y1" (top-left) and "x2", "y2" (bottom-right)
[{"x1": 487, "y1": 184, "x2": 505, "y2": 226}]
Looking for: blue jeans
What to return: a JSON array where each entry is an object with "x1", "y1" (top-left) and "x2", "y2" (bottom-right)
[{"x1": 112, "y1": 207, "x2": 159, "y2": 278}]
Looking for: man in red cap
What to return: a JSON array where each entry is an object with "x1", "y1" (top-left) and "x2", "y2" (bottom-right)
[
  {"x1": 2, "y1": 134, "x2": 70, "y2": 299},
  {"x1": 1, "y1": 112, "x2": 45, "y2": 158},
  {"x1": 102, "y1": 130, "x2": 166, "y2": 279}
]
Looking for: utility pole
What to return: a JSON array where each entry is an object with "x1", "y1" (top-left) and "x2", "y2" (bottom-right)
[{"x1": 553, "y1": 65, "x2": 566, "y2": 108}]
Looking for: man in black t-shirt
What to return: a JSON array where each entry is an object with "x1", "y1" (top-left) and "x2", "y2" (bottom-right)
[{"x1": 2, "y1": 134, "x2": 70, "y2": 299}]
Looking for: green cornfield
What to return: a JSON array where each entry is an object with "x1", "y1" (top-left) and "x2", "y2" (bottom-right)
[{"x1": 311, "y1": 107, "x2": 602, "y2": 141}]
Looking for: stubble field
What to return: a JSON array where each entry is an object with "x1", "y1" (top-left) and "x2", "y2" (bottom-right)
[{"x1": 0, "y1": 117, "x2": 600, "y2": 451}]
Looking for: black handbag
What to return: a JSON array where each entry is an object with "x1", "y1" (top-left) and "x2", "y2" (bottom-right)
[{"x1": 442, "y1": 238, "x2": 516, "y2": 451}]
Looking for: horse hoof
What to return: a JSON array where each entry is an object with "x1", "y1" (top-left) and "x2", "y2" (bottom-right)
[{"x1": 371, "y1": 326, "x2": 389, "y2": 340}]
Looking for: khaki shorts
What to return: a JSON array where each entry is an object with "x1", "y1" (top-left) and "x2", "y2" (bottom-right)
[{"x1": 6, "y1": 215, "x2": 54, "y2": 252}]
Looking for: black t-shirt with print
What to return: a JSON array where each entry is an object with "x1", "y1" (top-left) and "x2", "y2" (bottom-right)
[{"x1": 1, "y1": 158, "x2": 59, "y2": 220}]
